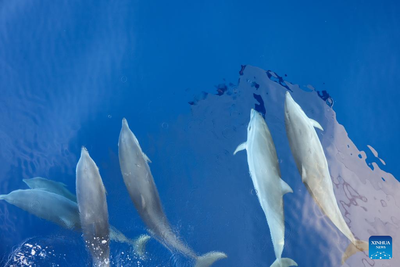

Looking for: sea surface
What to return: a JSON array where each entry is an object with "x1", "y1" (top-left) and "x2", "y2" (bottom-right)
[{"x1": 0, "y1": 1, "x2": 399, "y2": 266}]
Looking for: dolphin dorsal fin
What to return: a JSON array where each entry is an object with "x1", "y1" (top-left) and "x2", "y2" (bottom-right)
[
  {"x1": 280, "y1": 179, "x2": 293, "y2": 195},
  {"x1": 301, "y1": 165, "x2": 307, "y2": 182},
  {"x1": 309, "y1": 118, "x2": 324, "y2": 131},
  {"x1": 141, "y1": 194, "x2": 146, "y2": 209},
  {"x1": 143, "y1": 153, "x2": 152, "y2": 163},
  {"x1": 233, "y1": 142, "x2": 247, "y2": 155}
]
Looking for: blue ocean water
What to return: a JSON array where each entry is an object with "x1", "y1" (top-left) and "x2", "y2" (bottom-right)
[{"x1": 1, "y1": 1, "x2": 399, "y2": 266}]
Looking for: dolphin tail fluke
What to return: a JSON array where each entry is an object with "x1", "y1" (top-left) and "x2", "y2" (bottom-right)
[
  {"x1": 93, "y1": 257, "x2": 109, "y2": 267},
  {"x1": 270, "y1": 258, "x2": 298, "y2": 267},
  {"x1": 130, "y1": 234, "x2": 151, "y2": 258},
  {"x1": 341, "y1": 240, "x2": 368, "y2": 264},
  {"x1": 0, "y1": 194, "x2": 7, "y2": 200},
  {"x1": 194, "y1": 251, "x2": 227, "y2": 267}
]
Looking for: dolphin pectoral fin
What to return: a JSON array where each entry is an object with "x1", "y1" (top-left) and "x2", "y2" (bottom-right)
[
  {"x1": 143, "y1": 153, "x2": 152, "y2": 163},
  {"x1": 280, "y1": 179, "x2": 293, "y2": 195},
  {"x1": 309, "y1": 118, "x2": 324, "y2": 131},
  {"x1": 341, "y1": 240, "x2": 368, "y2": 264},
  {"x1": 233, "y1": 142, "x2": 247, "y2": 155},
  {"x1": 102, "y1": 183, "x2": 108, "y2": 195},
  {"x1": 57, "y1": 181, "x2": 68, "y2": 187},
  {"x1": 195, "y1": 251, "x2": 227, "y2": 267},
  {"x1": 131, "y1": 234, "x2": 151, "y2": 258},
  {"x1": 60, "y1": 217, "x2": 74, "y2": 230},
  {"x1": 271, "y1": 258, "x2": 298, "y2": 267}
]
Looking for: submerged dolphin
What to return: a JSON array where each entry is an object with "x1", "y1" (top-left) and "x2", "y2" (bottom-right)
[
  {"x1": 108, "y1": 226, "x2": 150, "y2": 257},
  {"x1": 118, "y1": 118, "x2": 227, "y2": 267},
  {"x1": 0, "y1": 189, "x2": 80, "y2": 230},
  {"x1": 284, "y1": 92, "x2": 368, "y2": 263},
  {"x1": 23, "y1": 177, "x2": 77, "y2": 202},
  {"x1": 234, "y1": 109, "x2": 297, "y2": 267},
  {"x1": 76, "y1": 147, "x2": 110, "y2": 267},
  {"x1": 22, "y1": 177, "x2": 150, "y2": 256}
]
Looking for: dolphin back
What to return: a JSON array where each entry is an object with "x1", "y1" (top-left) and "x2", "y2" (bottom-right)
[
  {"x1": 76, "y1": 147, "x2": 110, "y2": 267},
  {"x1": 0, "y1": 189, "x2": 80, "y2": 230},
  {"x1": 284, "y1": 92, "x2": 369, "y2": 263},
  {"x1": 118, "y1": 119, "x2": 175, "y2": 238},
  {"x1": 118, "y1": 118, "x2": 165, "y2": 216}
]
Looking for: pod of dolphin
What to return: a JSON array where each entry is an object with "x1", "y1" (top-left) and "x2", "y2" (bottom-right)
[
  {"x1": 0, "y1": 92, "x2": 368, "y2": 266},
  {"x1": 234, "y1": 92, "x2": 368, "y2": 266}
]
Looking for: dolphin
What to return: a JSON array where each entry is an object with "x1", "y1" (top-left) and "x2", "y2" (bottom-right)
[
  {"x1": 23, "y1": 177, "x2": 77, "y2": 202},
  {"x1": 76, "y1": 147, "x2": 110, "y2": 267},
  {"x1": 118, "y1": 118, "x2": 227, "y2": 267},
  {"x1": 284, "y1": 92, "x2": 368, "y2": 264},
  {"x1": 234, "y1": 109, "x2": 297, "y2": 267},
  {"x1": 108, "y1": 226, "x2": 150, "y2": 257},
  {"x1": 22, "y1": 177, "x2": 150, "y2": 256},
  {"x1": 0, "y1": 189, "x2": 81, "y2": 230}
]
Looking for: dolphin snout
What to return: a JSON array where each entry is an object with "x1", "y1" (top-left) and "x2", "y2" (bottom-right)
[
  {"x1": 250, "y1": 109, "x2": 257, "y2": 119},
  {"x1": 285, "y1": 91, "x2": 293, "y2": 102},
  {"x1": 122, "y1": 118, "x2": 129, "y2": 128},
  {"x1": 81, "y1": 146, "x2": 89, "y2": 156},
  {"x1": 284, "y1": 91, "x2": 295, "y2": 111}
]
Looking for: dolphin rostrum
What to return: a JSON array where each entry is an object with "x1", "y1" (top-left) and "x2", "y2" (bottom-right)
[
  {"x1": 21, "y1": 177, "x2": 150, "y2": 256},
  {"x1": 118, "y1": 118, "x2": 227, "y2": 267},
  {"x1": 76, "y1": 147, "x2": 110, "y2": 267},
  {"x1": 284, "y1": 92, "x2": 368, "y2": 264},
  {"x1": 234, "y1": 109, "x2": 297, "y2": 267}
]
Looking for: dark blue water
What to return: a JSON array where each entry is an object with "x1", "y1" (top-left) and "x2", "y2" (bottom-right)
[{"x1": 1, "y1": 1, "x2": 399, "y2": 266}]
